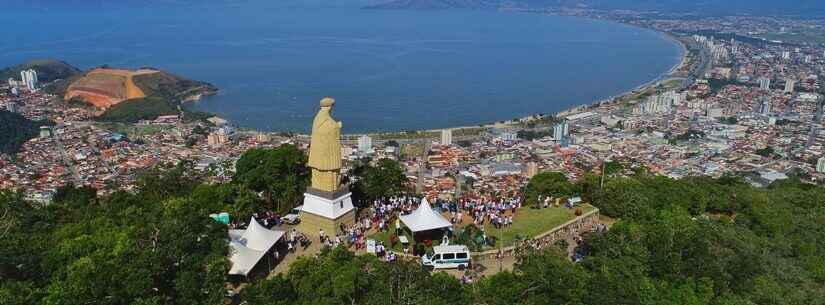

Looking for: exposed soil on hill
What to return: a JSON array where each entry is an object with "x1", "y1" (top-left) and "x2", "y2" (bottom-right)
[{"x1": 64, "y1": 68, "x2": 158, "y2": 109}]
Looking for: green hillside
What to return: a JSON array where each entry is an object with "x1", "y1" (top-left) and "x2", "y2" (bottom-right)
[
  {"x1": 96, "y1": 97, "x2": 178, "y2": 123},
  {"x1": 0, "y1": 110, "x2": 51, "y2": 154},
  {"x1": 0, "y1": 59, "x2": 81, "y2": 83},
  {"x1": 131, "y1": 70, "x2": 218, "y2": 103}
]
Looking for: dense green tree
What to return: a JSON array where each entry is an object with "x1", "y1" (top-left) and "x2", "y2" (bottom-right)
[
  {"x1": 350, "y1": 158, "x2": 408, "y2": 208},
  {"x1": 523, "y1": 172, "x2": 574, "y2": 207},
  {"x1": 4, "y1": 157, "x2": 825, "y2": 305},
  {"x1": 234, "y1": 145, "x2": 309, "y2": 212},
  {"x1": 0, "y1": 110, "x2": 52, "y2": 154}
]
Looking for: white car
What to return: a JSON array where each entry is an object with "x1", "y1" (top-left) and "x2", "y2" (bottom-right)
[
  {"x1": 281, "y1": 205, "x2": 303, "y2": 225},
  {"x1": 422, "y1": 245, "x2": 471, "y2": 270}
]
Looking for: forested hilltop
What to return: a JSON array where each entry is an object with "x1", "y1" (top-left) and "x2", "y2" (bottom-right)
[
  {"x1": 0, "y1": 59, "x2": 81, "y2": 84},
  {"x1": 0, "y1": 110, "x2": 51, "y2": 155},
  {"x1": 2, "y1": 147, "x2": 824, "y2": 305}
]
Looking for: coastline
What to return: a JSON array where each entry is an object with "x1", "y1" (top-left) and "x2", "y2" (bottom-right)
[
  {"x1": 346, "y1": 17, "x2": 692, "y2": 137},
  {"x1": 203, "y1": 13, "x2": 693, "y2": 138}
]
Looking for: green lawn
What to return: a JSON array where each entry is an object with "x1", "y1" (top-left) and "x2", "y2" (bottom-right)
[
  {"x1": 367, "y1": 204, "x2": 595, "y2": 252},
  {"x1": 485, "y1": 204, "x2": 595, "y2": 249},
  {"x1": 369, "y1": 228, "x2": 413, "y2": 252}
]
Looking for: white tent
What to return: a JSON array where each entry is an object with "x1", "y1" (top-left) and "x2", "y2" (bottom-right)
[
  {"x1": 227, "y1": 218, "x2": 285, "y2": 276},
  {"x1": 399, "y1": 198, "x2": 452, "y2": 233}
]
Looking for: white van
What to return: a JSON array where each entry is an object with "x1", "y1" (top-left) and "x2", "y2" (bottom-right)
[{"x1": 422, "y1": 245, "x2": 471, "y2": 270}]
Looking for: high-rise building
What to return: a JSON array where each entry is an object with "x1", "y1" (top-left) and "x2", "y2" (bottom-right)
[
  {"x1": 5, "y1": 102, "x2": 18, "y2": 113},
  {"x1": 758, "y1": 96, "x2": 771, "y2": 115},
  {"x1": 20, "y1": 69, "x2": 38, "y2": 91},
  {"x1": 357, "y1": 135, "x2": 372, "y2": 152},
  {"x1": 501, "y1": 132, "x2": 517, "y2": 142},
  {"x1": 817, "y1": 157, "x2": 825, "y2": 173},
  {"x1": 804, "y1": 55, "x2": 812, "y2": 64},
  {"x1": 635, "y1": 91, "x2": 678, "y2": 114},
  {"x1": 523, "y1": 161, "x2": 539, "y2": 178},
  {"x1": 255, "y1": 132, "x2": 271, "y2": 143},
  {"x1": 441, "y1": 129, "x2": 452, "y2": 146},
  {"x1": 758, "y1": 77, "x2": 771, "y2": 91},
  {"x1": 552, "y1": 121, "x2": 569, "y2": 142},
  {"x1": 782, "y1": 51, "x2": 791, "y2": 60},
  {"x1": 784, "y1": 79, "x2": 796, "y2": 94},
  {"x1": 207, "y1": 132, "x2": 228, "y2": 147}
]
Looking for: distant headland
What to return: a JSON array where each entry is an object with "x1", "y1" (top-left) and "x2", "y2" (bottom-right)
[{"x1": 7, "y1": 60, "x2": 219, "y2": 123}]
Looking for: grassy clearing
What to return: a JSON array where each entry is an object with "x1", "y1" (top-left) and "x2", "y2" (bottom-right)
[
  {"x1": 367, "y1": 204, "x2": 595, "y2": 252},
  {"x1": 485, "y1": 205, "x2": 595, "y2": 248}
]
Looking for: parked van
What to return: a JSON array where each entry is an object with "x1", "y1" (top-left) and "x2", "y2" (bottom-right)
[{"x1": 422, "y1": 245, "x2": 471, "y2": 270}]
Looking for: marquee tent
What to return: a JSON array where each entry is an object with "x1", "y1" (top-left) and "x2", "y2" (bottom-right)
[
  {"x1": 227, "y1": 218, "x2": 285, "y2": 276},
  {"x1": 398, "y1": 198, "x2": 452, "y2": 233}
]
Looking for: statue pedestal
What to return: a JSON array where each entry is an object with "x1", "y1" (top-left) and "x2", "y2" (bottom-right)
[{"x1": 297, "y1": 188, "x2": 355, "y2": 237}]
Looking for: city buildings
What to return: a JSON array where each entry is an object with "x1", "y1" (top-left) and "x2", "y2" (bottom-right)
[
  {"x1": 357, "y1": 135, "x2": 372, "y2": 153},
  {"x1": 6, "y1": 101, "x2": 18, "y2": 113},
  {"x1": 635, "y1": 91, "x2": 680, "y2": 114},
  {"x1": 441, "y1": 129, "x2": 452, "y2": 146},
  {"x1": 759, "y1": 77, "x2": 771, "y2": 91},
  {"x1": 818, "y1": 157, "x2": 825, "y2": 173},
  {"x1": 785, "y1": 79, "x2": 796, "y2": 94},
  {"x1": 20, "y1": 69, "x2": 38, "y2": 91},
  {"x1": 207, "y1": 132, "x2": 229, "y2": 147},
  {"x1": 39, "y1": 126, "x2": 51, "y2": 139},
  {"x1": 524, "y1": 161, "x2": 539, "y2": 178},
  {"x1": 553, "y1": 121, "x2": 569, "y2": 142},
  {"x1": 758, "y1": 96, "x2": 772, "y2": 115}
]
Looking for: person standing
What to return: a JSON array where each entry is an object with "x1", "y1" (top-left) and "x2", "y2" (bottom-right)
[{"x1": 319, "y1": 229, "x2": 326, "y2": 243}]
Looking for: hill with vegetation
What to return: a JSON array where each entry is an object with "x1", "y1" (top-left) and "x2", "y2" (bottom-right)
[
  {"x1": 0, "y1": 110, "x2": 51, "y2": 155},
  {"x1": 55, "y1": 66, "x2": 218, "y2": 123},
  {"x1": 0, "y1": 59, "x2": 81, "y2": 84},
  {"x1": 95, "y1": 97, "x2": 179, "y2": 123},
  {"x1": 2, "y1": 144, "x2": 824, "y2": 305}
]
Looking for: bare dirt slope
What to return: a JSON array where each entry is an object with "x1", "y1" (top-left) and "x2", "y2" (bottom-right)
[{"x1": 64, "y1": 68, "x2": 159, "y2": 108}]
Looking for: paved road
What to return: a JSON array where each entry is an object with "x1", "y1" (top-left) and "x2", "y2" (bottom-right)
[{"x1": 52, "y1": 126, "x2": 83, "y2": 185}]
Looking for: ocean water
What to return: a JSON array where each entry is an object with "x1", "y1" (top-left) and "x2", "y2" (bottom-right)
[{"x1": 0, "y1": 0, "x2": 682, "y2": 133}]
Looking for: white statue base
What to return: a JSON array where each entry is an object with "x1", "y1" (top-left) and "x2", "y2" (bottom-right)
[{"x1": 297, "y1": 188, "x2": 355, "y2": 236}]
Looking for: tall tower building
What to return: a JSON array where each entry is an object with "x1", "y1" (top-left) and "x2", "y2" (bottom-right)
[
  {"x1": 817, "y1": 157, "x2": 825, "y2": 173},
  {"x1": 6, "y1": 102, "x2": 18, "y2": 113},
  {"x1": 20, "y1": 69, "x2": 38, "y2": 91},
  {"x1": 758, "y1": 77, "x2": 771, "y2": 91},
  {"x1": 758, "y1": 96, "x2": 772, "y2": 115},
  {"x1": 553, "y1": 121, "x2": 569, "y2": 142},
  {"x1": 441, "y1": 129, "x2": 452, "y2": 147},
  {"x1": 357, "y1": 135, "x2": 372, "y2": 153},
  {"x1": 784, "y1": 79, "x2": 796, "y2": 94},
  {"x1": 523, "y1": 161, "x2": 539, "y2": 178}
]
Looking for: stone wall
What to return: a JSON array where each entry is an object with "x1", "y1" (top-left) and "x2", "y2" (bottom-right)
[{"x1": 475, "y1": 208, "x2": 600, "y2": 260}]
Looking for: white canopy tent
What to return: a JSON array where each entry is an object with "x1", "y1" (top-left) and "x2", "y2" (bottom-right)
[
  {"x1": 227, "y1": 218, "x2": 285, "y2": 276},
  {"x1": 399, "y1": 198, "x2": 452, "y2": 233}
]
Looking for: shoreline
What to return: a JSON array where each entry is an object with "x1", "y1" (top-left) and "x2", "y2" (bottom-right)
[
  {"x1": 206, "y1": 14, "x2": 693, "y2": 138},
  {"x1": 346, "y1": 17, "x2": 692, "y2": 137}
]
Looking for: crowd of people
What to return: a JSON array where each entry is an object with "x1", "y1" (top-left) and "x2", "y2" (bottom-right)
[
  {"x1": 357, "y1": 194, "x2": 526, "y2": 236},
  {"x1": 228, "y1": 211, "x2": 284, "y2": 230},
  {"x1": 445, "y1": 196, "x2": 522, "y2": 229}
]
